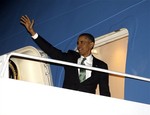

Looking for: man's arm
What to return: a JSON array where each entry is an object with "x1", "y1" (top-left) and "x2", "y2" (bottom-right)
[
  {"x1": 98, "y1": 60, "x2": 111, "y2": 97},
  {"x1": 20, "y1": 15, "x2": 69, "y2": 61}
]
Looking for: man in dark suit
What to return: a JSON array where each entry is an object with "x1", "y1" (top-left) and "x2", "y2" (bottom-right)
[{"x1": 20, "y1": 15, "x2": 111, "y2": 96}]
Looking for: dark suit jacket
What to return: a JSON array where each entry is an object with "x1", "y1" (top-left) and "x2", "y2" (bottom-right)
[{"x1": 34, "y1": 35, "x2": 111, "y2": 96}]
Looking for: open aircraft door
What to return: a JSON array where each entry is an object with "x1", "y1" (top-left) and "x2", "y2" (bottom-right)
[{"x1": 1, "y1": 46, "x2": 53, "y2": 86}]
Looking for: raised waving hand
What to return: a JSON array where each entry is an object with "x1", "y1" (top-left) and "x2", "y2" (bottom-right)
[{"x1": 20, "y1": 15, "x2": 36, "y2": 36}]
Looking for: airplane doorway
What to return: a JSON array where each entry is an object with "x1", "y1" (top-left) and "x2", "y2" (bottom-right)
[{"x1": 92, "y1": 28, "x2": 128, "y2": 99}]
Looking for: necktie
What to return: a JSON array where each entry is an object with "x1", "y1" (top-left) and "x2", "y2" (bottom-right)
[{"x1": 79, "y1": 58, "x2": 86, "y2": 82}]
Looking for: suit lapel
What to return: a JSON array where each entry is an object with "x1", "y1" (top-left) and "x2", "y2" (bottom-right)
[
  {"x1": 91, "y1": 56, "x2": 99, "y2": 76},
  {"x1": 92, "y1": 57, "x2": 98, "y2": 67}
]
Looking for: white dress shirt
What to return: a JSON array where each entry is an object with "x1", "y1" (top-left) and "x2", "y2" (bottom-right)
[{"x1": 32, "y1": 33, "x2": 38, "y2": 39}]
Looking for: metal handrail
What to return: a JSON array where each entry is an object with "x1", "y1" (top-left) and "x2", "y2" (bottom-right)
[{"x1": 1, "y1": 52, "x2": 150, "y2": 82}]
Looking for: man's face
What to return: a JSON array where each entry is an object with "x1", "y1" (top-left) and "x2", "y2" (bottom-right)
[{"x1": 77, "y1": 36, "x2": 94, "y2": 57}]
